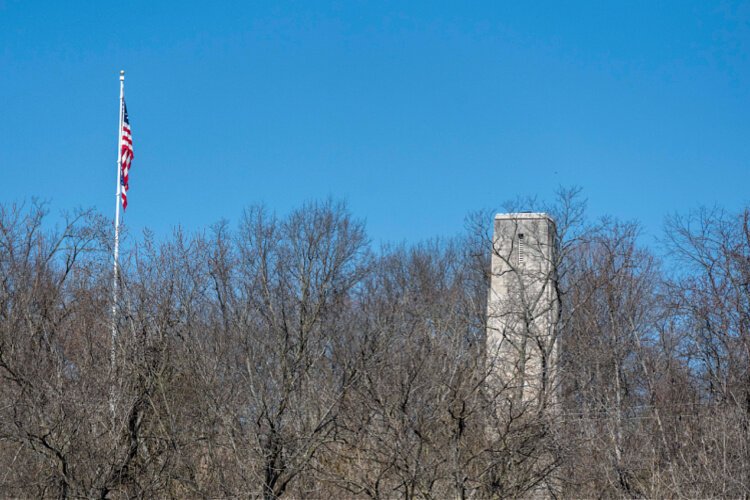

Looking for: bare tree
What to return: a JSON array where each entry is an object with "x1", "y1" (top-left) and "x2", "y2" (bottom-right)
[
  {"x1": 661, "y1": 206, "x2": 750, "y2": 497},
  {"x1": 2, "y1": 196, "x2": 749, "y2": 498}
]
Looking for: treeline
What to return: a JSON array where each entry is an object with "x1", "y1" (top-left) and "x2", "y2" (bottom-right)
[{"x1": 0, "y1": 192, "x2": 749, "y2": 498}]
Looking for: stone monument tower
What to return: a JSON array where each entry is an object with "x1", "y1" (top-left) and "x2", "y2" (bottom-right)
[{"x1": 486, "y1": 212, "x2": 559, "y2": 407}]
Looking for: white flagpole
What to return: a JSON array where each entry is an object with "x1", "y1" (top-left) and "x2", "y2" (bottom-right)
[{"x1": 111, "y1": 70, "x2": 125, "y2": 416}]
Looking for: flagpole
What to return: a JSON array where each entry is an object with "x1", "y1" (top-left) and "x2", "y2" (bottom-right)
[{"x1": 111, "y1": 70, "x2": 125, "y2": 417}]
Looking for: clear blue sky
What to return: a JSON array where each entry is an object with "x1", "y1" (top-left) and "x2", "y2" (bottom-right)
[{"x1": 2, "y1": 0, "x2": 748, "y2": 244}]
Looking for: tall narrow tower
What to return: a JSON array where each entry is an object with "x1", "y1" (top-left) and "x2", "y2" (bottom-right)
[{"x1": 486, "y1": 213, "x2": 559, "y2": 407}]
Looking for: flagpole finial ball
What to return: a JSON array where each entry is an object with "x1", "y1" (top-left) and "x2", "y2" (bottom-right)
[{"x1": 120, "y1": 70, "x2": 125, "y2": 81}]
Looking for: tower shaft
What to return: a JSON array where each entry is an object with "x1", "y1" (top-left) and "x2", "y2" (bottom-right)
[{"x1": 487, "y1": 213, "x2": 559, "y2": 407}]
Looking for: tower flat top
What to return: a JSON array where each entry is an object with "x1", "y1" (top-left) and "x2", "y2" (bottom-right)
[{"x1": 494, "y1": 212, "x2": 554, "y2": 222}]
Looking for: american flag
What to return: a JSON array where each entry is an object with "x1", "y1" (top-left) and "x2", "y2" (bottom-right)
[{"x1": 120, "y1": 100, "x2": 134, "y2": 209}]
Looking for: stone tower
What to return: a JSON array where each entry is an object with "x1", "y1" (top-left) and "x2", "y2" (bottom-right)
[{"x1": 486, "y1": 213, "x2": 559, "y2": 407}]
